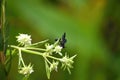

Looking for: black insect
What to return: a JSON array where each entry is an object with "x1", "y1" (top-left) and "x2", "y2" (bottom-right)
[{"x1": 55, "y1": 32, "x2": 67, "y2": 48}]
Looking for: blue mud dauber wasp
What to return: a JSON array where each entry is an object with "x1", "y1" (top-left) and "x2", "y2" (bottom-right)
[{"x1": 55, "y1": 32, "x2": 67, "y2": 48}]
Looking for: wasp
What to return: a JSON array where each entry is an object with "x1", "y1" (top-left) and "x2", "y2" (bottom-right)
[{"x1": 55, "y1": 32, "x2": 67, "y2": 48}]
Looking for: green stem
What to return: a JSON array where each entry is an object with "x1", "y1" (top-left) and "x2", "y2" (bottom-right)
[
  {"x1": 46, "y1": 55, "x2": 60, "y2": 61},
  {"x1": 10, "y1": 45, "x2": 61, "y2": 61},
  {"x1": 18, "y1": 49, "x2": 25, "y2": 67},
  {"x1": 30, "y1": 39, "x2": 49, "y2": 46},
  {"x1": 1, "y1": 0, "x2": 6, "y2": 53},
  {"x1": 25, "y1": 47, "x2": 46, "y2": 51},
  {"x1": 22, "y1": 75, "x2": 30, "y2": 80},
  {"x1": 44, "y1": 57, "x2": 51, "y2": 64},
  {"x1": 5, "y1": 44, "x2": 22, "y2": 64},
  {"x1": 11, "y1": 45, "x2": 43, "y2": 56}
]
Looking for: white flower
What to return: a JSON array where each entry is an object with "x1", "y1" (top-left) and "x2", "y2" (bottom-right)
[
  {"x1": 50, "y1": 61, "x2": 59, "y2": 72},
  {"x1": 19, "y1": 63, "x2": 34, "y2": 76},
  {"x1": 45, "y1": 43, "x2": 54, "y2": 55},
  {"x1": 46, "y1": 44, "x2": 54, "y2": 51},
  {"x1": 60, "y1": 53, "x2": 76, "y2": 74},
  {"x1": 16, "y1": 34, "x2": 32, "y2": 46},
  {"x1": 54, "y1": 45, "x2": 62, "y2": 56}
]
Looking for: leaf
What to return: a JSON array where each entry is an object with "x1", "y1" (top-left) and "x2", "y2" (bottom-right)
[{"x1": 45, "y1": 60, "x2": 50, "y2": 79}]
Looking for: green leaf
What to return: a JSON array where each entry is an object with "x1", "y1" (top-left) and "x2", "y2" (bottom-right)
[{"x1": 45, "y1": 60, "x2": 50, "y2": 79}]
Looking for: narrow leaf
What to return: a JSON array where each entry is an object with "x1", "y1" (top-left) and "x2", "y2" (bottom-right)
[{"x1": 45, "y1": 60, "x2": 50, "y2": 79}]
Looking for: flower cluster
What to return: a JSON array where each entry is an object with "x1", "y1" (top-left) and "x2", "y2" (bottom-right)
[
  {"x1": 60, "y1": 54, "x2": 77, "y2": 74},
  {"x1": 45, "y1": 41, "x2": 63, "y2": 56},
  {"x1": 10, "y1": 33, "x2": 76, "y2": 79},
  {"x1": 49, "y1": 61, "x2": 59, "y2": 72},
  {"x1": 19, "y1": 63, "x2": 34, "y2": 76},
  {"x1": 16, "y1": 34, "x2": 32, "y2": 46}
]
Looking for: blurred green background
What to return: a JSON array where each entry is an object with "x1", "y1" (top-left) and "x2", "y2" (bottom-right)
[{"x1": 3, "y1": 0, "x2": 120, "y2": 80}]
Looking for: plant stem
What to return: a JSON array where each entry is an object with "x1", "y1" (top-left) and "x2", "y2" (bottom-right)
[
  {"x1": 5, "y1": 44, "x2": 22, "y2": 64},
  {"x1": 25, "y1": 47, "x2": 46, "y2": 51},
  {"x1": 44, "y1": 57, "x2": 51, "y2": 64},
  {"x1": 18, "y1": 49, "x2": 25, "y2": 67},
  {"x1": 10, "y1": 45, "x2": 61, "y2": 61},
  {"x1": 11, "y1": 45, "x2": 44, "y2": 56},
  {"x1": 46, "y1": 55, "x2": 60, "y2": 61},
  {"x1": 1, "y1": 0, "x2": 6, "y2": 53}
]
